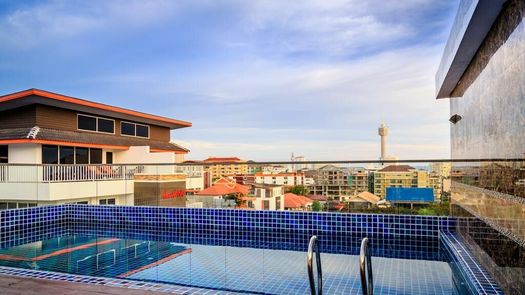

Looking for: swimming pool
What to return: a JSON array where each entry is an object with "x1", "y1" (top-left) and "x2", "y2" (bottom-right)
[
  {"x1": 0, "y1": 235, "x2": 455, "y2": 294},
  {"x1": 0, "y1": 205, "x2": 503, "y2": 294}
]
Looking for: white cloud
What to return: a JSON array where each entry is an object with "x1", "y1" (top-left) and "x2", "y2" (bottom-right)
[
  {"x1": 0, "y1": 0, "x2": 455, "y2": 161},
  {"x1": 0, "y1": 0, "x2": 181, "y2": 48}
]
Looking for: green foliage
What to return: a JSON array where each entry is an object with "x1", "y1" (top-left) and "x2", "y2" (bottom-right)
[
  {"x1": 341, "y1": 201, "x2": 450, "y2": 216},
  {"x1": 288, "y1": 185, "x2": 309, "y2": 195},
  {"x1": 312, "y1": 200, "x2": 322, "y2": 212}
]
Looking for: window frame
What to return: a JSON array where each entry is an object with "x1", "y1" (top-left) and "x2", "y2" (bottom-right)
[
  {"x1": 120, "y1": 121, "x2": 150, "y2": 139},
  {"x1": 97, "y1": 117, "x2": 116, "y2": 134},
  {"x1": 135, "y1": 123, "x2": 150, "y2": 138},
  {"x1": 77, "y1": 114, "x2": 98, "y2": 132},
  {"x1": 120, "y1": 121, "x2": 136, "y2": 137},
  {"x1": 77, "y1": 114, "x2": 115, "y2": 135}
]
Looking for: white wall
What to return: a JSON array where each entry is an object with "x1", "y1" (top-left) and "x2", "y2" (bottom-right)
[
  {"x1": 114, "y1": 146, "x2": 176, "y2": 173},
  {"x1": 0, "y1": 180, "x2": 133, "y2": 202},
  {"x1": 186, "y1": 176, "x2": 204, "y2": 190},
  {"x1": 8, "y1": 144, "x2": 41, "y2": 164}
]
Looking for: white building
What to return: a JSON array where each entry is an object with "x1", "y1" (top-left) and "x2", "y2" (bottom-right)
[
  {"x1": 252, "y1": 184, "x2": 284, "y2": 210},
  {"x1": 0, "y1": 89, "x2": 191, "y2": 208},
  {"x1": 255, "y1": 172, "x2": 306, "y2": 187}
]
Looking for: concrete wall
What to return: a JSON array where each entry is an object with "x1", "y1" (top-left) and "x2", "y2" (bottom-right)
[
  {"x1": 0, "y1": 180, "x2": 134, "y2": 202},
  {"x1": 8, "y1": 144, "x2": 41, "y2": 164},
  {"x1": 114, "y1": 146, "x2": 176, "y2": 174}
]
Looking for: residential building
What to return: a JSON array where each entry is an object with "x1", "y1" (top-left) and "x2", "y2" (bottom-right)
[
  {"x1": 348, "y1": 191, "x2": 381, "y2": 209},
  {"x1": 430, "y1": 162, "x2": 451, "y2": 178},
  {"x1": 307, "y1": 165, "x2": 353, "y2": 199},
  {"x1": 202, "y1": 157, "x2": 248, "y2": 180},
  {"x1": 347, "y1": 167, "x2": 370, "y2": 194},
  {"x1": 291, "y1": 153, "x2": 307, "y2": 171},
  {"x1": 373, "y1": 165, "x2": 441, "y2": 199},
  {"x1": 284, "y1": 193, "x2": 312, "y2": 211},
  {"x1": 0, "y1": 89, "x2": 191, "y2": 207},
  {"x1": 190, "y1": 177, "x2": 250, "y2": 208},
  {"x1": 254, "y1": 172, "x2": 306, "y2": 186},
  {"x1": 252, "y1": 183, "x2": 284, "y2": 210},
  {"x1": 228, "y1": 174, "x2": 256, "y2": 186}
]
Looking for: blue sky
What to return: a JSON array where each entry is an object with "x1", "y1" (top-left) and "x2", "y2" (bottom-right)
[{"x1": 0, "y1": 0, "x2": 459, "y2": 161}]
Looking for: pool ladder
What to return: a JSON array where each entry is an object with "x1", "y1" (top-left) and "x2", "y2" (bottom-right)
[
  {"x1": 360, "y1": 237, "x2": 374, "y2": 295},
  {"x1": 307, "y1": 235, "x2": 322, "y2": 295},
  {"x1": 307, "y1": 236, "x2": 374, "y2": 295}
]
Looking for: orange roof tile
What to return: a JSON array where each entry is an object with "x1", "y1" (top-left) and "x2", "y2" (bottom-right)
[
  {"x1": 203, "y1": 157, "x2": 244, "y2": 163},
  {"x1": 195, "y1": 177, "x2": 249, "y2": 196},
  {"x1": 284, "y1": 193, "x2": 313, "y2": 208},
  {"x1": 379, "y1": 165, "x2": 415, "y2": 172}
]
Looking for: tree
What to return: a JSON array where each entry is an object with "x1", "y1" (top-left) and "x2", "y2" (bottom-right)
[
  {"x1": 289, "y1": 185, "x2": 309, "y2": 195},
  {"x1": 312, "y1": 200, "x2": 321, "y2": 212}
]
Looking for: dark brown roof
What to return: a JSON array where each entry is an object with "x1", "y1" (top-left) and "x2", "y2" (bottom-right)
[
  {"x1": 378, "y1": 165, "x2": 415, "y2": 172},
  {"x1": 307, "y1": 194, "x2": 328, "y2": 201},
  {"x1": 0, "y1": 89, "x2": 192, "y2": 129},
  {"x1": 0, "y1": 127, "x2": 188, "y2": 153}
]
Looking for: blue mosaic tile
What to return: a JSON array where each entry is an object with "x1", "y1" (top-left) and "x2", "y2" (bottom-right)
[
  {"x1": 0, "y1": 204, "x2": 500, "y2": 295},
  {"x1": 441, "y1": 231, "x2": 504, "y2": 295}
]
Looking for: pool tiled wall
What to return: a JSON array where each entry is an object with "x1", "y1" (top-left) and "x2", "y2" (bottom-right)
[
  {"x1": 0, "y1": 206, "x2": 68, "y2": 248},
  {"x1": 1, "y1": 205, "x2": 455, "y2": 260}
]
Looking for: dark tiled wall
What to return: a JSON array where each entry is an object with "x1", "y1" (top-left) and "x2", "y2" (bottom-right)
[
  {"x1": 1, "y1": 205, "x2": 455, "y2": 260},
  {"x1": 0, "y1": 206, "x2": 68, "y2": 248},
  {"x1": 454, "y1": 205, "x2": 525, "y2": 294}
]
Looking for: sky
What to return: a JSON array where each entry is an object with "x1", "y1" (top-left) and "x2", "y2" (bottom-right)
[{"x1": 0, "y1": 0, "x2": 459, "y2": 161}]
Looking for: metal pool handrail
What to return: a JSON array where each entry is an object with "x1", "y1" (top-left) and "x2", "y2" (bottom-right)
[
  {"x1": 360, "y1": 237, "x2": 374, "y2": 295},
  {"x1": 307, "y1": 235, "x2": 323, "y2": 295}
]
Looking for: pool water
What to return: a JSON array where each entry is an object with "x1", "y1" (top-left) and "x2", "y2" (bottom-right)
[{"x1": 0, "y1": 235, "x2": 459, "y2": 294}]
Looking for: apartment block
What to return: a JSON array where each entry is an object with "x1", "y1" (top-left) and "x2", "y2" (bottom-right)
[
  {"x1": 252, "y1": 184, "x2": 284, "y2": 210},
  {"x1": 373, "y1": 165, "x2": 441, "y2": 199},
  {"x1": 0, "y1": 89, "x2": 191, "y2": 207},
  {"x1": 202, "y1": 157, "x2": 248, "y2": 180}
]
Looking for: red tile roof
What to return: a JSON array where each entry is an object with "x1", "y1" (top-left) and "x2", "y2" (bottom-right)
[
  {"x1": 378, "y1": 165, "x2": 416, "y2": 172},
  {"x1": 284, "y1": 193, "x2": 313, "y2": 209},
  {"x1": 349, "y1": 192, "x2": 381, "y2": 204},
  {"x1": 203, "y1": 157, "x2": 244, "y2": 163},
  {"x1": 195, "y1": 177, "x2": 249, "y2": 196},
  {"x1": 255, "y1": 172, "x2": 304, "y2": 177},
  {"x1": 307, "y1": 195, "x2": 328, "y2": 201}
]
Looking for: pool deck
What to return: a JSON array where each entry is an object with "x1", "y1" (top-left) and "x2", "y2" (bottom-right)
[{"x1": 0, "y1": 275, "x2": 168, "y2": 295}]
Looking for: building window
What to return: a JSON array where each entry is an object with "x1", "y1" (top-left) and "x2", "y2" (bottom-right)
[
  {"x1": 97, "y1": 118, "x2": 115, "y2": 133},
  {"x1": 99, "y1": 198, "x2": 116, "y2": 205},
  {"x1": 90, "y1": 149, "x2": 102, "y2": 164},
  {"x1": 0, "y1": 145, "x2": 7, "y2": 163},
  {"x1": 106, "y1": 152, "x2": 113, "y2": 164},
  {"x1": 42, "y1": 145, "x2": 105, "y2": 164},
  {"x1": 42, "y1": 145, "x2": 59, "y2": 164},
  {"x1": 121, "y1": 122, "x2": 135, "y2": 136},
  {"x1": 263, "y1": 200, "x2": 270, "y2": 210},
  {"x1": 0, "y1": 202, "x2": 37, "y2": 211},
  {"x1": 121, "y1": 122, "x2": 149, "y2": 138},
  {"x1": 59, "y1": 146, "x2": 75, "y2": 164},
  {"x1": 78, "y1": 114, "x2": 115, "y2": 134},
  {"x1": 136, "y1": 124, "x2": 149, "y2": 138},
  {"x1": 75, "y1": 147, "x2": 89, "y2": 164},
  {"x1": 78, "y1": 115, "x2": 97, "y2": 131}
]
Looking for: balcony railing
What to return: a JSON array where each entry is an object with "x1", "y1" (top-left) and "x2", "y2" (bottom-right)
[{"x1": 0, "y1": 164, "x2": 145, "y2": 183}]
